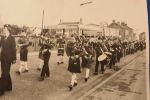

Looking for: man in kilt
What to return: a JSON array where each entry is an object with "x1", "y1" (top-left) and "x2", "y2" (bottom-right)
[
  {"x1": 67, "y1": 42, "x2": 81, "y2": 91},
  {"x1": 16, "y1": 31, "x2": 30, "y2": 75},
  {"x1": 81, "y1": 42, "x2": 93, "y2": 82},
  {"x1": 57, "y1": 36, "x2": 65, "y2": 64}
]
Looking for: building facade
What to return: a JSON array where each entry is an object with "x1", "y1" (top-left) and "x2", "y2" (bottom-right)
[{"x1": 109, "y1": 20, "x2": 134, "y2": 41}]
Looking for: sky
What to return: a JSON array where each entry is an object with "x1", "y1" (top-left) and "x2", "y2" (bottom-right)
[{"x1": 0, "y1": 0, "x2": 148, "y2": 33}]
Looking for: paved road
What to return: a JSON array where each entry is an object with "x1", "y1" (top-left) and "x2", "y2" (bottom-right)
[
  {"x1": 0, "y1": 50, "x2": 146, "y2": 100},
  {"x1": 78, "y1": 52, "x2": 148, "y2": 100}
]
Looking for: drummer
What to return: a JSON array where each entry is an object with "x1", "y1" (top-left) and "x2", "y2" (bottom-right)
[
  {"x1": 93, "y1": 39, "x2": 103, "y2": 75},
  {"x1": 111, "y1": 38, "x2": 120, "y2": 70}
]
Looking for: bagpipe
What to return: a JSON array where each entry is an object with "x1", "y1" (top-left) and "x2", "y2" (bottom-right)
[
  {"x1": 17, "y1": 36, "x2": 32, "y2": 47},
  {"x1": 38, "y1": 35, "x2": 55, "y2": 49}
]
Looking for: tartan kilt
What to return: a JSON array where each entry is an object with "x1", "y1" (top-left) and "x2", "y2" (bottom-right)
[
  {"x1": 20, "y1": 48, "x2": 28, "y2": 61},
  {"x1": 68, "y1": 57, "x2": 81, "y2": 73},
  {"x1": 81, "y1": 57, "x2": 92, "y2": 68},
  {"x1": 57, "y1": 48, "x2": 64, "y2": 56}
]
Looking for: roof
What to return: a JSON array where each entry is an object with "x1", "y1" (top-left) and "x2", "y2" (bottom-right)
[
  {"x1": 108, "y1": 22, "x2": 122, "y2": 29},
  {"x1": 87, "y1": 24, "x2": 100, "y2": 27},
  {"x1": 109, "y1": 22, "x2": 133, "y2": 30},
  {"x1": 58, "y1": 22, "x2": 82, "y2": 25}
]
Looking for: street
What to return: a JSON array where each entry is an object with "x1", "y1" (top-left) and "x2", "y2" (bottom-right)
[
  {"x1": 0, "y1": 50, "x2": 147, "y2": 100},
  {"x1": 78, "y1": 51, "x2": 147, "y2": 100}
]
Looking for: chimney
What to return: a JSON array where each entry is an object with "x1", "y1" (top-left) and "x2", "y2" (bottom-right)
[
  {"x1": 121, "y1": 22, "x2": 125, "y2": 26},
  {"x1": 80, "y1": 18, "x2": 83, "y2": 24},
  {"x1": 112, "y1": 20, "x2": 116, "y2": 23},
  {"x1": 60, "y1": 19, "x2": 62, "y2": 24}
]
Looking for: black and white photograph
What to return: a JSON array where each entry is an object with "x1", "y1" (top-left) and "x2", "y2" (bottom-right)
[{"x1": 0, "y1": 0, "x2": 149, "y2": 100}]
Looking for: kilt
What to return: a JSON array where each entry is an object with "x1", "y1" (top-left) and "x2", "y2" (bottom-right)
[
  {"x1": 20, "y1": 48, "x2": 28, "y2": 61},
  {"x1": 81, "y1": 57, "x2": 92, "y2": 68},
  {"x1": 68, "y1": 57, "x2": 81, "y2": 73},
  {"x1": 57, "y1": 48, "x2": 64, "y2": 56}
]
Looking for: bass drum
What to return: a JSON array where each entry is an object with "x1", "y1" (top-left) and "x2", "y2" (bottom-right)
[{"x1": 98, "y1": 54, "x2": 111, "y2": 65}]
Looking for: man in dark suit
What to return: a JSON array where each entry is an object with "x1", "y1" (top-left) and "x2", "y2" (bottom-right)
[{"x1": 0, "y1": 25, "x2": 16, "y2": 96}]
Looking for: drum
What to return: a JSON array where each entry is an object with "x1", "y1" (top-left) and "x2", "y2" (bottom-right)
[
  {"x1": 104, "y1": 52, "x2": 112, "y2": 55},
  {"x1": 98, "y1": 54, "x2": 107, "y2": 61},
  {"x1": 98, "y1": 54, "x2": 111, "y2": 65}
]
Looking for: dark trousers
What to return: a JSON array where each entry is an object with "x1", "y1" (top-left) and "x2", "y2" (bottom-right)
[
  {"x1": 95, "y1": 55, "x2": 105, "y2": 74},
  {"x1": 0, "y1": 59, "x2": 12, "y2": 92},
  {"x1": 95, "y1": 56, "x2": 100, "y2": 73},
  {"x1": 109, "y1": 54, "x2": 116, "y2": 68},
  {"x1": 41, "y1": 63, "x2": 50, "y2": 78},
  {"x1": 100, "y1": 61, "x2": 105, "y2": 73}
]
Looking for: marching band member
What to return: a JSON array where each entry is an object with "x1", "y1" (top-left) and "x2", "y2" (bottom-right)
[
  {"x1": 16, "y1": 31, "x2": 31, "y2": 75},
  {"x1": 110, "y1": 39, "x2": 119, "y2": 70},
  {"x1": 37, "y1": 36, "x2": 45, "y2": 71},
  {"x1": 116, "y1": 41, "x2": 122, "y2": 63},
  {"x1": 57, "y1": 36, "x2": 65, "y2": 64},
  {"x1": 93, "y1": 39, "x2": 103, "y2": 75},
  {"x1": 39, "y1": 39, "x2": 51, "y2": 81},
  {"x1": 67, "y1": 42, "x2": 81, "y2": 91},
  {"x1": 81, "y1": 42, "x2": 93, "y2": 82},
  {"x1": 99, "y1": 40, "x2": 110, "y2": 74}
]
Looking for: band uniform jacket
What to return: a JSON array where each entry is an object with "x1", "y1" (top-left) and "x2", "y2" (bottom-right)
[
  {"x1": 68, "y1": 46, "x2": 81, "y2": 73},
  {"x1": 81, "y1": 45, "x2": 93, "y2": 68}
]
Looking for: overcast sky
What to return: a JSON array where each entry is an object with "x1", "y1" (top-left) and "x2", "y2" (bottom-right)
[{"x1": 0, "y1": 0, "x2": 148, "y2": 33}]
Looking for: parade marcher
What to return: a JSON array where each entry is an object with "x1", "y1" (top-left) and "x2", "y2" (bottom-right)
[
  {"x1": 39, "y1": 38, "x2": 51, "y2": 81},
  {"x1": 108, "y1": 40, "x2": 116, "y2": 69},
  {"x1": 67, "y1": 41, "x2": 81, "y2": 91},
  {"x1": 37, "y1": 36, "x2": 45, "y2": 71},
  {"x1": 110, "y1": 39, "x2": 119, "y2": 70},
  {"x1": 116, "y1": 41, "x2": 122, "y2": 63},
  {"x1": 93, "y1": 39, "x2": 103, "y2": 75},
  {"x1": 57, "y1": 36, "x2": 65, "y2": 64},
  {"x1": 0, "y1": 25, "x2": 16, "y2": 96},
  {"x1": 81, "y1": 42, "x2": 93, "y2": 82},
  {"x1": 16, "y1": 31, "x2": 31, "y2": 75},
  {"x1": 98, "y1": 40, "x2": 110, "y2": 74}
]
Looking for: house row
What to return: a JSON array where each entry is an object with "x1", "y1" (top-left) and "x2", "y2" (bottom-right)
[{"x1": 45, "y1": 19, "x2": 135, "y2": 41}]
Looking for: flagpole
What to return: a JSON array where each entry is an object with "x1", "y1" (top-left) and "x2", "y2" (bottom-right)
[{"x1": 41, "y1": 9, "x2": 44, "y2": 35}]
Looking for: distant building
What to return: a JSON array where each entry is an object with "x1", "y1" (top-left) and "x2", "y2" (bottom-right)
[
  {"x1": 84, "y1": 24, "x2": 101, "y2": 37},
  {"x1": 108, "y1": 20, "x2": 134, "y2": 41},
  {"x1": 139, "y1": 32, "x2": 146, "y2": 41},
  {"x1": 48, "y1": 19, "x2": 101, "y2": 37}
]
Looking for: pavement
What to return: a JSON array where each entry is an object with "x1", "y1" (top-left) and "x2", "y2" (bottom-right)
[
  {"x1": 77, "y1": 52, "x2": 148, "y2": 100},
  {"x1": 0, "y1": 50, "x2": 146, "y2": 100}
]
